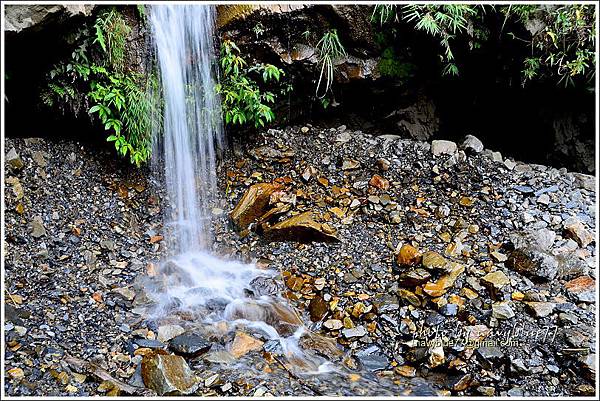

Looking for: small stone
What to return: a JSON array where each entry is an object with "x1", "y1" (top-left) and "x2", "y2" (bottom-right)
[
  {"x1": 537, "y1": 193, "x2": 550, "y2": 205},
  {"x1": 481, "y1": 271, "x2": 510, "y2": 290},
  {"x1": 440, "y1": 303, "x2": 458, "y2": 317},
  {"x1": 431, "y1": 140, "x2": 457, "y2": 156},
  {"x1": 490, "y1": 251, "x2": 507, "y2": 262},
  {"x1": 32, "y1": 151, "x2": 47, "y2": 167},
  {"x1": 230, "y1": 182, "x2": 282, "y2": 230},
  {"x1": 396, "y1": 244, "x2": 422, "y2": 267},
  {"x1": 398, "y1": 289, "x2": 421, "y2": 307},
  {"x1": 525, "y1": 302, "x2": 555, "y2": 318},
  {"x1": 7, "y1": 148, "x2": 24, "y2": 170},
  {"x1": 453, "y1": 374, "x2": 473, "y2": 391},
  {"x1": 398, "y1": 268, "x2": 431, "y2": 287},
  {"x1": 342, "y1": 159, "x2": 360, "y2": 170},
  {"x1": 31, "y1": 215, "x2": 46, "y2": 238},
  {"x1": 356, "y1": 348, "x2": 389, "y2": 372},
  {"x1": 369, "y1": 174, "x2": 389, "y2": 190},
  {"x1": 157, "y1": 325, "x2": 185, "y2": 342},
  {"x1": 263, "y1": 211, "x2": 339, "y2": 243},
  {"x1": 308, "y1": 296, "x2": 328, "y2": 322},
  {"x1": 394, "y1": 365, "x2": 417, "y2": 377},
  {"x1": 323, "y1": 319, "x2": 343, "y2": 330},
  {"x1": 141, "y1": 353, "x2": 198, "y2": 395},
  {"x1": 564, "y1": 276, "x2": 595, "y2": 303},
  {"x1": 478, "y1": 346, "x2": 504, "y2": 361},
  {"x1": 427, "y1": 346, "x2": 445, "y2": 368},
  {"x1": 169, "y1": 334, "x2": 211, "y2": 357},
  {"x1": 461, "y1": 135, "x2": 483, "y2": 153},
  {"x1": 111, "y1": 287, "x2": 135, "y2": 301},
  {"x1": 563, "y1": 220, "x2": 594, "y2": 248},
  {"x1": 342, "y1": 326, "x2": 367, "y2": 339},
  {"x1": 492, "y1": 301, "x2": 515, "y2": 320},
  {"x1": 376, "y1": 158, "x2": 390, "y2": 171},
  {"x1": 421, "y1": 251, "x2": 448, "y2": 270},
  {"x1": 395, "y1": 365, "x2": 416, "y2": 378},
  {"x1": 301, "y1": 126, "x2": 309, "y2": 133},
  {"x1": 229, "y1": 332, "x2": 264, "y2": 358},
  {"x1": 504, "y1": 159, "x2": 516, "y2": 170},
  {"x1": 8, "y1": 367, "x2": 24, "y2": 379}
]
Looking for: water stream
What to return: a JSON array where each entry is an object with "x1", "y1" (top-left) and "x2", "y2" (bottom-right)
[{"x1": 146, "y1": 4, "x2": 336, "y2": 377}]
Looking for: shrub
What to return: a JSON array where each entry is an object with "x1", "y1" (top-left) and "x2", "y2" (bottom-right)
[{"x1": 216, "y1": 39, "x2": 284, "y2": 128}]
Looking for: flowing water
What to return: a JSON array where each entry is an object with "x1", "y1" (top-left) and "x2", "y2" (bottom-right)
[{"x1": 146, "y1": 4, "x2": 337, "y2": 377}]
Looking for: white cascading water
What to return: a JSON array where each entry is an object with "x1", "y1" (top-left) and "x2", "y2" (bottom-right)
[{"x1": 147, "y1": 5, "x2": 335, "y2": 375}]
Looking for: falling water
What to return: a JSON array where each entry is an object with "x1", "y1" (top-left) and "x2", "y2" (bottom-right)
[
  {"x1": 150, "y1": 5, "x2": 222, "y2": 253},
  {"x1": 147, "y1": 4, "x2": 337, "y2": 376}
]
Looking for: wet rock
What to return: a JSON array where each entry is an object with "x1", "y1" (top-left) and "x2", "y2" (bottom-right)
[
  {"x1": 431, "y1": 140, "x2": 457, "y2": 156},
  {"x1": 461, "y1": 135, "x2": 484, "y2": 153},
  {"x1": 229, "y1": 331, "x2": 264, "y2": 358},
  {"x1": 141, "y1": 353, "x2": 198, "y2": 395},
  {"x1": 262, "y1": 211, "x2": 339, "y2": 242},
  {"x1": 396, "y1": 244, "x2": 422, "y2": 267},
  {"x1": 563, "y1": 219, "x2": 594, "y2": 248},
  {"x1": 356, "y1": 347, "x2": 389, "y2": 372},
  {"x1": 230, "y1": 182, "x2": 281, "y2": 230},
  {"x1": 248, "y1": 276, "x2": 282, "y2": 296},
  {"x1": 308, "y1": 295, "x2": 328, "y2": 322},
  {"x1": 168, "y1": 334, "x2": 212, "y2": 357},
  {"x1": 157, "y1": 325, "x2": 185, "y2": 342},
  {"x1": 7, "y1": 147, "x2": 24, "y2": 170}
]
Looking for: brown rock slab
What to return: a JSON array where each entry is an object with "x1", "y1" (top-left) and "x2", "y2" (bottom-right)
[
  {"x1": 263, "y1": 211, "x2": 339, "y2": 243},
  {"x1": 308, "y1": 295, "x2": 328, "y2": 322},
  {"x1": 230, "y1": 182, "x2": 281, "y2": 230},
  {"x1": 141, "y1": 353, "x2": 198, "y2": 396},
  {"x1": 229, "y1": 332, "x2": 264, "y2": 359}
]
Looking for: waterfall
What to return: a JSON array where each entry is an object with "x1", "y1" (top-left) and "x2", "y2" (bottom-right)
[
  {"x1": 147, "y1": 4, "x2": 336, "y2": 376},
  {"x1": 150, "y1": 5, "x2": 222, "y2": 254}
]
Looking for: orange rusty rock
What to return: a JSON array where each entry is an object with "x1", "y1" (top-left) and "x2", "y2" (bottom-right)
[
  {"x1": 369, "y1": 174, "x2": 390, "y2": 190},
  {"x1": 396, "y1": 244, "x2": 422, "y2": 267}
]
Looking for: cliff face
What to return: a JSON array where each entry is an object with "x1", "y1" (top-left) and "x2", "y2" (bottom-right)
[{"x1": 3, "y1": 4, "x2": 595, "y2": 173}]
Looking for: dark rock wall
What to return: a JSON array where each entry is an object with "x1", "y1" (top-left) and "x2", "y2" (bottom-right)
[
  {"x1": 4, "y1": 5, "x2": 149, "y2": 143},
  {"x1": 218, "y1": 5, "x2": 595, "y2": 174}
]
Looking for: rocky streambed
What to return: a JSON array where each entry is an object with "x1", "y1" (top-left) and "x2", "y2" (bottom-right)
[{"x1": 4, "y1": 126, "x2": 597, "y2": 396}]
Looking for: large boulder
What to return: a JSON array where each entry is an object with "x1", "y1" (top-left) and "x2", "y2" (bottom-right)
[{"x1": 3, "y1": 5, "x2": 95, "y2": 33}]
